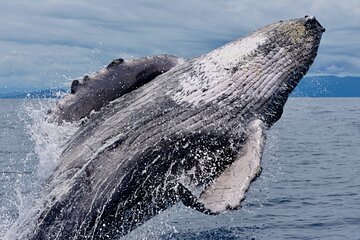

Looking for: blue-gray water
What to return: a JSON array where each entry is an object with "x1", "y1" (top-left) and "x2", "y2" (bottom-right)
[{"x1": 1, "y1": 98, "x2": 359, "y2": 239}]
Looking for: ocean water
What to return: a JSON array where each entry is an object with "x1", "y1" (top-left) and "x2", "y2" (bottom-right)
[{"x1": 0, "y1": 98, "x2": 359, "y2": 240}]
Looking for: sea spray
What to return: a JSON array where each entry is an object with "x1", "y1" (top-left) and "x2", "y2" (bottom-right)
[
  {"x1": 22, "y1": 99, "x2": 79, "y2": 181},
  {"x1": 2, "y1": 99, "x2": 79, "y2": 239}
]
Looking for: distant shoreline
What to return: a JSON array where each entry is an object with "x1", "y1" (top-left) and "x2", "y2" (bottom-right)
[
  {"x1": 1, "y1": 76, "x2": 359, "y2": 99},
  {"x1": 0, "y1": 89, "x2": 67, "y2": 99}
]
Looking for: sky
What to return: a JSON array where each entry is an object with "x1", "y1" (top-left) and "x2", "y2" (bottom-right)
[{"x1": 0, "y1": 0, "x2": 359, "y2": 91}]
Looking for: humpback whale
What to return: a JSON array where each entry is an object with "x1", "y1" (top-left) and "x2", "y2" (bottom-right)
[{"x1": 8, "y1": 16, "x2": 324, "y2": 239}]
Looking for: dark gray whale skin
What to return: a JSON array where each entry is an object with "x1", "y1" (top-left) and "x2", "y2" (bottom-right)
[
  {"x1": 8, "y1": 17, "x2": 324, "y2": 240},
  {"x1": 48, "y1": 54, "x2": 180, "y2": 123}
]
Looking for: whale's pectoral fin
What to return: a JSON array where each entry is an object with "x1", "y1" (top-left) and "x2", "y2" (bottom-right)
[
  {"x1": 177, "y1": 183, "x2": 217, "y2": 215},
  {"x1": 198, "y1": 119, "x2": 266, "y2": 213},
  {"x1": 180, "y1": 119, "x2": 266, "y2": 214}
]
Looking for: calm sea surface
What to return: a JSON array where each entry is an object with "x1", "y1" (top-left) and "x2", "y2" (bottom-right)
[{"x1": 0, "y1": 98, "x2": 359, "y2": 240}]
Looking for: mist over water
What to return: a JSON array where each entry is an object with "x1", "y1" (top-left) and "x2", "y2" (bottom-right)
[{"x1": 0, "y1": 98, "x2": 359, "y2": 239}]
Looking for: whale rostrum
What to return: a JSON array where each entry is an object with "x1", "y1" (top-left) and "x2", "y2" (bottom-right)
[{"x1": 8, "y1": 16, "x2": 324, "y2": 239}]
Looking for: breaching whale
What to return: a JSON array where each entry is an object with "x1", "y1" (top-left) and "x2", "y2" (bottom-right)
[{"x1": 8, "y1": 16, "x2": 324, "y2": 239}]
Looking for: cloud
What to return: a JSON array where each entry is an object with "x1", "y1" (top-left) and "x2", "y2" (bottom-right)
[{"x1": 0, "y1": 0, "x2": 359, "y2": 91}]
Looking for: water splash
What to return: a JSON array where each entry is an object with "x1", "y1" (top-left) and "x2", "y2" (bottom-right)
[
  {"x1": 2, "y1": 99, "x2": 80, "y2": 239},
  {"x1": 22, "y1": 99, "x2": 79, "y2": 181}
]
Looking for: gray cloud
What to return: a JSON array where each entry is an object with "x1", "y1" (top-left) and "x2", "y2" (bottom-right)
[{"x1": 0, "y1": 0, "x2": 359, "y2": 91}]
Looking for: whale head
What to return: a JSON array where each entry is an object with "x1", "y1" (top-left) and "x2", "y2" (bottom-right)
[
  {"x1": 248, "y1": 16, "x2": 325, "y2": 126},
  {"x1": 174, "y1": 16, "x2": 324, "y2": 127}
]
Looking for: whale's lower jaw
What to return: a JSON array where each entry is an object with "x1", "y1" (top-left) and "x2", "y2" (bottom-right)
[{"x1": 7, "y1": 16, "x2": 323, "y2": 240}]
